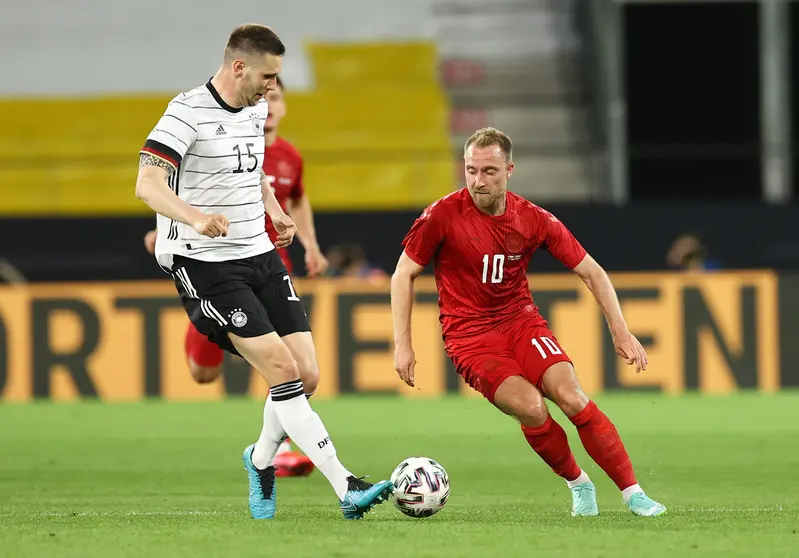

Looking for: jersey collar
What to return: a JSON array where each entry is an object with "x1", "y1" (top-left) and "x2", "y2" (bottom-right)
[{"x1": 206, "y1": 79, "x2": 243, "y2": 113}]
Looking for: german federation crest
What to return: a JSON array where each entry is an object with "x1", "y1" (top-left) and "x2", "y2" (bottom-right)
[
  {"x1": 250, "y1": 113, "x2": 264, "y2": 136},
  {"x1": 230, "y1": 309, "x2": 248, "y2": 328}
]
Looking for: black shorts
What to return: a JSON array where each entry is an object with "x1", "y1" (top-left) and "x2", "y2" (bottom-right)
[{"x1": 171, "y1": 250, "x2": 310, "y2": 356}]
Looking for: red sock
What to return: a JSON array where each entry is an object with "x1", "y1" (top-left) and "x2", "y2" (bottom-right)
[
  {"x1": 184, "y1": 323, "x2": 224, "y2": 367},
  {"x1": 570, "y1": 401, "x2": 637, "y2": 490},
  {"x1": 521, "y1": 416, "x2": 582, "y2": 481}
]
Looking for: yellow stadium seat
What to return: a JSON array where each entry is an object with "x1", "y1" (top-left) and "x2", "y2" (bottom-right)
[
  {"x1": 53, "y1": 164, "x2": 145, "y2": 214},
  {"x1": 0, "y1": 168, "x2": 59, "y2": 214},
  {"x1": 306, "y1": 42, "x2": 440, "y2": 90},
  {"x1": 0, "y1": 96, "x2": 173, "y2": 215},
  {"x1": 281, "y1": 90, "x2": 449, "y2": 134},
  {"x1": 0, "y1": 163, "x2": 145, "y2": 216},
  {"x1": 302, "y1": 159, "x2": 456, "y2": 210},
  {"x1": 0, "y1": 97, "x2": 168, "y2": 161},
  {"x1": 0, "y1": 40, "x2": 456, "y2": 215}
]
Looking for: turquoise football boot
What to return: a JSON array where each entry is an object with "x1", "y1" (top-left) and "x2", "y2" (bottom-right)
[
  {"x1": 628, "y1": 492, "x2": 667, "y2": 517},
  {"x1": 570, "y1": 481, "x2": 599, "y2": 516},
  {"x1": 339, "y1": 476, "x2": 394, "y2": 520},
  {"x1": 242, "y1": 444, "x2": 276, "y2": 519}
]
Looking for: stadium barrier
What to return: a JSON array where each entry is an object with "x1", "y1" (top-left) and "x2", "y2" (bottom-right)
[{"x1": 0, "y1": 271, "x2": 795, "y2": 402}]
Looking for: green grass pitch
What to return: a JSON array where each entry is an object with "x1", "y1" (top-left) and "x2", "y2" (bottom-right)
[{"x1": 1, "y1": 393, "x2": 797, "y2": 557}]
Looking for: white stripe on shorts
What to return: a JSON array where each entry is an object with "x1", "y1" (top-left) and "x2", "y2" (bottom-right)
[
  {"x1": 176, "y1": 267, "x2": 228, "y2": 327},
  {"x1": 201, "y1": 299, "x2": 228, "y2": 326},
  {"x1": 175, "y1": 268, "x2": 199, "y2": 298}
]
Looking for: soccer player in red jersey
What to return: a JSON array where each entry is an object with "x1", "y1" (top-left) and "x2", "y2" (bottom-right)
[
  {"x1": 143, "y1": 77, "x2": 324, "y2": 477},
  {"x1": 261, "y1": 77, "x2": 328, "y2": 279},
  {"x1": 390, "y1": 127, "x2": 666, "y2": 517}
]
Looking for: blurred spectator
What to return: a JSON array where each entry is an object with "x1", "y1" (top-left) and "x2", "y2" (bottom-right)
[
  {"x1": 666, "y1": 233, "x2": 722, "y2": 271},
  {"x1": 326, "y1": 243, "x2": 387, "y2": 279}
]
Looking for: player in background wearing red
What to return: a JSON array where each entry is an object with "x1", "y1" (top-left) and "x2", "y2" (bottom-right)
[
  {"x1": 143, "y1": 77, "x2": 326, "y2": 478},
  {"x1": 390, "y1": 127, "x2": 666, "y2": 517}
]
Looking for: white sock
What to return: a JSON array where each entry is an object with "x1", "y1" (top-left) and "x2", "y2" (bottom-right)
[
  {"x1": 270, "y1": 379, "x2": 353, "y2": 499},
  {"x1": 565, "y1": 469, "x2": 591, "y2": 489},
  {"x1": 251, "y1": 394, "x2": 287, "y2": 469},
  {"x1": 622, "y1": 484, "x2": 643, "y2": 504}
]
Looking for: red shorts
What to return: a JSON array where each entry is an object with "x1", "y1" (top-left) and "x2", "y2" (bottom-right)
[
  {"x1": 184, "y1": 321, "x2": 224, "y2": 367},
  {"x1": 446, "y1": 318, "x2": 572, "y2": 403}
]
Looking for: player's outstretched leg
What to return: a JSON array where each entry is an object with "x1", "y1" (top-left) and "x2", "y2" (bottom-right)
[
  {"x1": 243, "y1": 442, "x2": 277, "y2": 519},
  {"x1": 542, "y1": 363, "x2": 666, "y2": 517},
  {"x1": 271, "y1": 333, "x2": 319, "y2": 478},
  {"x1": 252, "y1": 394, "x2": 314, "y2": 481},
  {"x1": 570, "y1": 401, "x2": 665, "y2": 516},
  {"x1": 245, "y1": 392, "x2": 314, "y2": 517},
  {"x1": 243, "y1": 390, "x2": 293, "y2": 519},
  {"x1": 231, "y1": 331, "x2": 392, "y2": 520},
  {"x1": 338, "y1": 475, "x2": 395, "y2": 520},
  {"x1": 494, "y1": 376, "x2": 598, "y2": 516}
]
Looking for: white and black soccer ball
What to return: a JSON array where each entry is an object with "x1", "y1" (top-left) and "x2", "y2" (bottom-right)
[{"x1": 390, "y1": 457, "x2": 450, "y2": 518}]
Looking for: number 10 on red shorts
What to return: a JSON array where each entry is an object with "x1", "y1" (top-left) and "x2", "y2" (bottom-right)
[{"x1": 447, "y1": 319, "x2": 573, "y2": 403}]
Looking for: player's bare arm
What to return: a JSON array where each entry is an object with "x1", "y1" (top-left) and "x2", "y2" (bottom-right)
[
  {"x1": 290, "y1": 195, "x2": 328, "y2": 277},
  {"x1": 390, "y1": 251, "x2": 425, "y2": 387},
  {"x1": 259, "y1": 168, "x2": 296, "y2": 248},
  {"x1": 289, "y1": 195, "x2": 320, "y2": 250},
  {"x1": 573, "y1": 254, "x2": 648, "y2": 373},
  {"x1": 144, "y1": 228, "x2": 157, "y2": 255},
  {"x1": 136, "y1": 155, "x2": 229, "y2": 238}
]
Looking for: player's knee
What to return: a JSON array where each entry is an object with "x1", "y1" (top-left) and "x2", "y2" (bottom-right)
[
  {"x1": 280, "y1": 332, "x2": 320, "y2": 395},
  {"x1": 494, "y1": 376, "x2": 549, "y2": 427},
  {"x1": 266, "y1": 344, "x2": 301, "y2": 384},
  {"x1": 550, "y1": 384, "x2": 590, "y2": 417},
  {"x1": 514, "y1": 397, "x2": 549, "y2": 428},
  {"x1": 541, "y1": 361, "x2": 590, "y2": 417},
  {"x1": 189, "y1": 362, "x2": 222, "y2": 384},
  {"x1": 295, "y1": 354, "x2": 319, "y2": 395},
  {"x1": 228, "y1": 333, "x2": 302, "y2": 385}
]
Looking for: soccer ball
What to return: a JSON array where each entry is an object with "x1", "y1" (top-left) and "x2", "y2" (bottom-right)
[{"x1": 390, "y1": 457, "x2": 450, "y2": 518}]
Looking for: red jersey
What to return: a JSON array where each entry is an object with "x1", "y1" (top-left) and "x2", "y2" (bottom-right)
[
  {"x1": 401, "y1": 188, "x2": 587, "y2": 340},
  {"x1": 263, "y1": 137, "x2": 305, "y2": 272}
]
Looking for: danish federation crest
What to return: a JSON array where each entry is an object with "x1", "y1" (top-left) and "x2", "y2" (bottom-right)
[{"x1": 506, "y1": 232, "x2": 525, "y2": 253}]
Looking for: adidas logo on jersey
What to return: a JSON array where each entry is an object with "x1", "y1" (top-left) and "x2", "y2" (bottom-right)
[{"x1": 215, "y1": 125, "x2": 227, "y2": 136}]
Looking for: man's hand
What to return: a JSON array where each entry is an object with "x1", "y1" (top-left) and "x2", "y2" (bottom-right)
[
  {"x1": 271, "y1": 214, "x2": 297, "y2": 249},
  {"x1": 394, "y1": 343, "x2": 417, "y2": 387},
  {"x1": 304, "y1": 246, "x2": 329, "y2": 277},
  {"x1": 192, "y1": 214, "x2": 229, "y2": 238},
  {"x1": 143, "y1": 229, "x2": 157, "y2": 255},
  {"x1": 613, "y1": 330, "x2": 648, "y2": 373}
]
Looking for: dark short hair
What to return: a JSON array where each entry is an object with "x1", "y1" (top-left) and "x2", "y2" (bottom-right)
[{"x1": 225, "y1": 24, "x2": 286, "y2": 57}]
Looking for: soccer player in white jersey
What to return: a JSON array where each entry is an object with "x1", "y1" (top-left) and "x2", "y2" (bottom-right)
[
  {"x1": 143, "y1": 76, "x2": 321, "y2": 479},
  {"x1": 134, "y1": 24, "x2": 393, "y2": 520}
]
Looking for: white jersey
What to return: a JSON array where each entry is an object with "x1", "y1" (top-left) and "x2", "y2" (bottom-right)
[{"x1": 141, "y1": 81, "x2": 274, "y2": 271}]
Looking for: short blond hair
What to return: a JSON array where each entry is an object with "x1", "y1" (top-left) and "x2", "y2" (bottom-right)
[{"x1": 464, "y1": 127, "x2": 513, "y2": 162}]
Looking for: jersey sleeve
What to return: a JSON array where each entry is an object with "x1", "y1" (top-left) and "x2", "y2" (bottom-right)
[
  {"x1": 537, "y1": 208, "x2": 587, "y2": 269},
  {"x1": 401, "y1": 201, "x2": 448, "y2": 267},
  {"x1": 140, "y1": 98, "x2": 198, "y2": 170}
]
